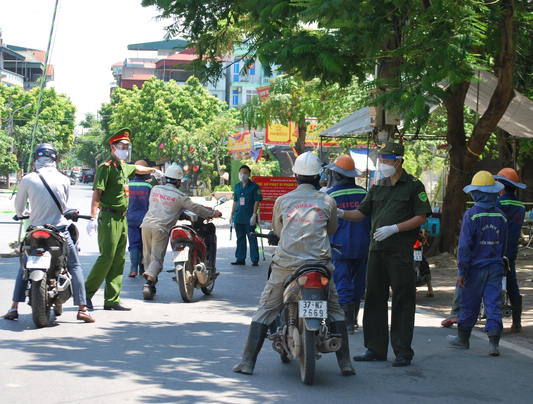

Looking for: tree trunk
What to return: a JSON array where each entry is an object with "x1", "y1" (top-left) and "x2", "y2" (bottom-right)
[
  {"x1": 294, "y1": 124, "x2": 307, "y2": 155},
  {"x1": 438, "y1": 0, "x2": 515, "y2": 253}
]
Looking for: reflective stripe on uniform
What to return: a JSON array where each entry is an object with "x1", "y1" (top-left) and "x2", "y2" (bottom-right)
[
  {"x1": 499, "y1": 200, "x2": 525, "y2": 208},
  {"x1": 329, "y1": 188, "x2": 367, "y2": 198},
  {"x1": 471, "y1": 212, "x2": 507, "y2": 221}
]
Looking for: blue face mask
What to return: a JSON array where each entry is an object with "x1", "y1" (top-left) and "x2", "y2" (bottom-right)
[{"x1": 470, "y1": 190, "x2": 498, "y2": 209}]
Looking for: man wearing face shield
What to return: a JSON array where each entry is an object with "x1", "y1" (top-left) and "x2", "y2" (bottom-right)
[
  {"x1": 325, "y1": 154, "x2": 371, "y2": 333},
  {"x1": 338, "y1": 141, "x2": 432, "y2": 367},
  {"x1": 84, "y1": 128, "x2": 164, "y2": 311}
]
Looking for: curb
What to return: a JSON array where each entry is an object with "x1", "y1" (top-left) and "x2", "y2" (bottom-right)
[{"x1": 0, "y1": 252, "x2": 18, "y2": 258}]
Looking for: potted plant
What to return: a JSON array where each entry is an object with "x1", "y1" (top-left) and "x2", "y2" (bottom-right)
[{"x1": 213, "y1": 184, "x2": 233, "y2": 201}]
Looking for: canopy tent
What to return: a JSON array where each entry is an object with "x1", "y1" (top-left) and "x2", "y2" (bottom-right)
[
  {"x1": 465, "y1": 70, "x2": 533, "y2": 139},
  {"x1": 318, "y1": 106, "x2": 372, "y2": 138},
  {"x1": 318, "y1": 71, "x2": 533, "y2": 140}
]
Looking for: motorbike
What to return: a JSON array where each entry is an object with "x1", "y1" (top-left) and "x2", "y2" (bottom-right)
[
  {"x1": 14, "y1": 209, "x2": 91, "y2": 328},
  {"x1": 253, "y1": 231, "x2": 343, "y2": 386},
  {"x1": 414, "y1": 217, "x2": 440, "y2": 287},
  {"x1": 169, "y1": 196, "x2": 226, "y2": 302}
]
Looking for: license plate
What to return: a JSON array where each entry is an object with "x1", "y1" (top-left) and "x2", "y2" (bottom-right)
[
  {"x1": 26, "y1": 255, "x2": 51, "y2": 269},
  {"x1": 171, "y1": 247, "x2": 189, "y2": 263},
  {"x1": 298, "y1": 300, "x2": 327, "y2": 319},
  {"x1": 413, "y1": 250, "x2": 422, "y2": 261}
]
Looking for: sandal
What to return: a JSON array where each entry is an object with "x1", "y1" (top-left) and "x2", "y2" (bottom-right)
[
  {"x1": 128, "y1": 272, "x2": 137, "y2": 278},
  {"x1": 4, "y1": 309, "x2": 19, "y2": 320},
  {"x1": 426, "y1": 293, "x2": 434, "y2": 298}
]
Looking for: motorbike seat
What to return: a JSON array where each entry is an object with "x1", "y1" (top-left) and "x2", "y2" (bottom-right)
[{"x1": 283, "y1": 263, "x2": 332, "y2": 288}]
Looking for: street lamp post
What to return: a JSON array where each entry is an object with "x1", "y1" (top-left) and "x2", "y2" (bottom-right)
[{"x1": 6, "y1": 103, "x2": 32, "y2": 151}]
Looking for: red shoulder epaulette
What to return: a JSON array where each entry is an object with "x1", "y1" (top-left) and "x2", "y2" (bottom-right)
[{"x1": 103, "y1": 160, "x2": 112, "y2": 166}]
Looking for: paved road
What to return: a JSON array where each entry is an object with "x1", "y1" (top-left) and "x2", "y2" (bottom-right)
[{"x1": 0, "y1": 184, "x2": 532, "y2": 403}]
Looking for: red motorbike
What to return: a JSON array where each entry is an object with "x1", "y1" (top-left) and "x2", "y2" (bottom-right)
[{"x1": 169, "y1": 197, "x2": 226, "y2": 302}]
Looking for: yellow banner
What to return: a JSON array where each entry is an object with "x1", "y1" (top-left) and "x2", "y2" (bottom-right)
[{"x1": 228, "y1": 131, "x2": 252, "y2": 153}]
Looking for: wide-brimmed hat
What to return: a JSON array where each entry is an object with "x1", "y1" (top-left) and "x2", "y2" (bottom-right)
[
  {"x1": 493, "y1": 167, "x2": 526, "y2": 190},
  {"x1": 464, "y1": 171, "x2": 504, "y2": 194},
  {"x1": 325, "y1": 154, "x2": 362, "y2": 178}
]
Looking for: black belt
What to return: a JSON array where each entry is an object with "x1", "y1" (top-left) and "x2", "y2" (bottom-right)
[{"x1": 101, "y1": 207, "x2": 127, "y2": 216}]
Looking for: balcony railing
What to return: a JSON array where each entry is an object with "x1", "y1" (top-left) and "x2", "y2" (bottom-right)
[{"x1": 0, "y1": 68, "x2": 24, "y2": 87}]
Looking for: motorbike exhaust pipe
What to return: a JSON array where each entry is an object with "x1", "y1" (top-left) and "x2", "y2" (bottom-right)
[
  {"x1": 194, "y1": 263, "x2": 209, "y2": 285},
  {"x1": 317, "y1": 337, "x2": 342, "y2": 353}
]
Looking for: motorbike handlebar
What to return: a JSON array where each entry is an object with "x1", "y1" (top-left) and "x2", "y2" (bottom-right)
[{"x1": 13, "y1": 214, "x2": 29, "y2": 221}]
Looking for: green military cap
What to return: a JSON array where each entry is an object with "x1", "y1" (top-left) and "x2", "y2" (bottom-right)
[
  {"x1": 107, "y1": 128, "x2": 132, "y2": 145},
  {"x1": 378, "y1": 141, "x2": 404, "y2": 159}
]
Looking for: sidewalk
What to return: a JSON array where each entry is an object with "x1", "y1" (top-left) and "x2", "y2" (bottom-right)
[{"x1": 0, "y1": 191, "x2": 21, "y2": 257}]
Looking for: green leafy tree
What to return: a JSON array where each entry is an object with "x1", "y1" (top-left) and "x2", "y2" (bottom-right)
[
  {"x1": 241, "y1": 74, "x2": 366, "y2": 155},
  {"x1": 74, "y1": 113, "x2": 107, "y2": 168},
  {"x1": 101, "y1": 76, "x2": 228, "y2": 162},
  {"x1": 1, "y1": 84, "x2": 76, "y2": 172},
  {"x1": 143, "y1": 0, "x2": 528, "y2": 252}
]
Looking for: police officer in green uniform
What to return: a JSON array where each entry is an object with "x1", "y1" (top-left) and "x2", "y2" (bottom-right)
[
  {"x1": 85, "y1": 128, "x2": 163, "y2": 310},
  {"x1": 339, "y1": 141, "x2": 432, "y2": 367},
  {"x1": 230, "y1": 165, "x2": 263, "y2": 266}
]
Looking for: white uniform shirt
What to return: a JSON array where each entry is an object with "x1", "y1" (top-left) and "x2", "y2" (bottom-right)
[
  {"x1": 15, "y1": 167, "x2": 69, "y2": 227},
  {"x1": 141, "y1": 184, "x2": 214, "y2": 233},
  {"x1": 271, "y1": 183, "x2": 338, "y2": 271}
]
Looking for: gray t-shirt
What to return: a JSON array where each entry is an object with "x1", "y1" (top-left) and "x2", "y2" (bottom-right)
[{"x1": 15, "y1": 167, "x2": 69, "y2": 227}]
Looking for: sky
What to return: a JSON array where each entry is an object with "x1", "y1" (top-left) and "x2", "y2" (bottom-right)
[{"x1": 0, "y1": 0, "x2": 173, "y2": 124}]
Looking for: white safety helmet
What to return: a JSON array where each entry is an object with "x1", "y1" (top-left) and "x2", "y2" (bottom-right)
[
  {"x1": 165, "y1": 165, "x2": 184, "y2": 180},
  {"x1": 292, "y1": 151, "x2": 322, "y2": 176}
]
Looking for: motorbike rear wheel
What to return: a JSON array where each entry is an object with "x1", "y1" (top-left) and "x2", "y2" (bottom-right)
[
  {"x1": 300, "y1": 328, "x2": 316, "y2": 385},
  {"x1": 31, "y1": 273, "x2": 51, "y2": 328},
  {"x1": 201, "y1": 280, "x2": 215, "y2": 295},
  {"x1": 178, "y1": 259, "x2": 195, "y2": 303}
]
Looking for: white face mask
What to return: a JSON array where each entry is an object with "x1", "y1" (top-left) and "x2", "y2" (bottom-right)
[
  {"x1": 114, "y1": 148, "x2": 129, "y2": 161},
  {"x1": 239, "y1": 173, "x2": 249, "y2": 182},
  {"x1": 380, "y1": 163, "x2": 397, "y2": 178}
]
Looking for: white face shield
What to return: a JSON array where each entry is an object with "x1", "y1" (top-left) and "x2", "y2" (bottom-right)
[{"x1": 374, "y1": 155, "x2": 401, "y2": 186}]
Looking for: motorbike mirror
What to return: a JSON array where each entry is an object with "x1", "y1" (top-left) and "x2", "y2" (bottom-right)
[{"x1": 217, "y1": 196, "x2": 227, "y2": 204}]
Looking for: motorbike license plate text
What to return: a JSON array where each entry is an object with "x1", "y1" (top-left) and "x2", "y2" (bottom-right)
[
  {"x1": 26, "y1": 255, "x2": 51, "y2": 269},
  {"x1": 413, "y1": 250, "x2": 422, "y2": 261},
  {"x1": 298, "y1": 300, "x2": 327, "y2": 318},
  {"x1": 171, "y1": 247, "x2": 190, "y2": 263}
]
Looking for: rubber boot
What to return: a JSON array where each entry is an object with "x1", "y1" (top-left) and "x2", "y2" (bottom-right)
[
  {"x1": 340, "y1": 303, "x2": 355, "y2": 334},
  {"x1": 446, "y1": 326, "x2": 471, "y2": 349},
  {"x1": 487, "y1": 329, "x2": 501, "y2": 356},
  {"x1": 354, "y1": 301, "x2": 361, "y2": 330},
  {"x1": 509, "y1": 295, "x2": 522, "y2": 333},
  {"x1": 129, "y1": 248, "x2": 140, "y2": 276},
  {"x1": 233, "y1": 322, "x2": 269, "y2": 375},
  {"x1": 330, "y1": 321, "x2": 356, "y2": 376}
]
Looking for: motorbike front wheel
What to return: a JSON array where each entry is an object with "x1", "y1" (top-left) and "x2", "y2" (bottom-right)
[
  {"x1": 177, "y1": 259, "x2": 195, "y2": 303},
  {"x1": 31, "y1": 273, "x2": 51, "y2": 328},
  {"x1": 300, "y1": 328, "x2": 316, "y2": 385}
]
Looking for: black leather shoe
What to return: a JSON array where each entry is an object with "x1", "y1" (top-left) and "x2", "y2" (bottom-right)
[
  {"x1": 86, "y1": 299, "x2": 93, "y2": 311},
  {"x1": 353, "y1": 350, "x2": 387, "y2": 362},
  {"x1": 231, "y1": 261, "x2": 245, "y2": 265},
  {"x1": 103, "y1": 304, "x2": 132, "y2": 311},
  {"x1": 392, "y1": 356, "x2": 411, "y2": 367},
  {"x1": 252, "y1": 262, "x2": 259, "y2": 267}
]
